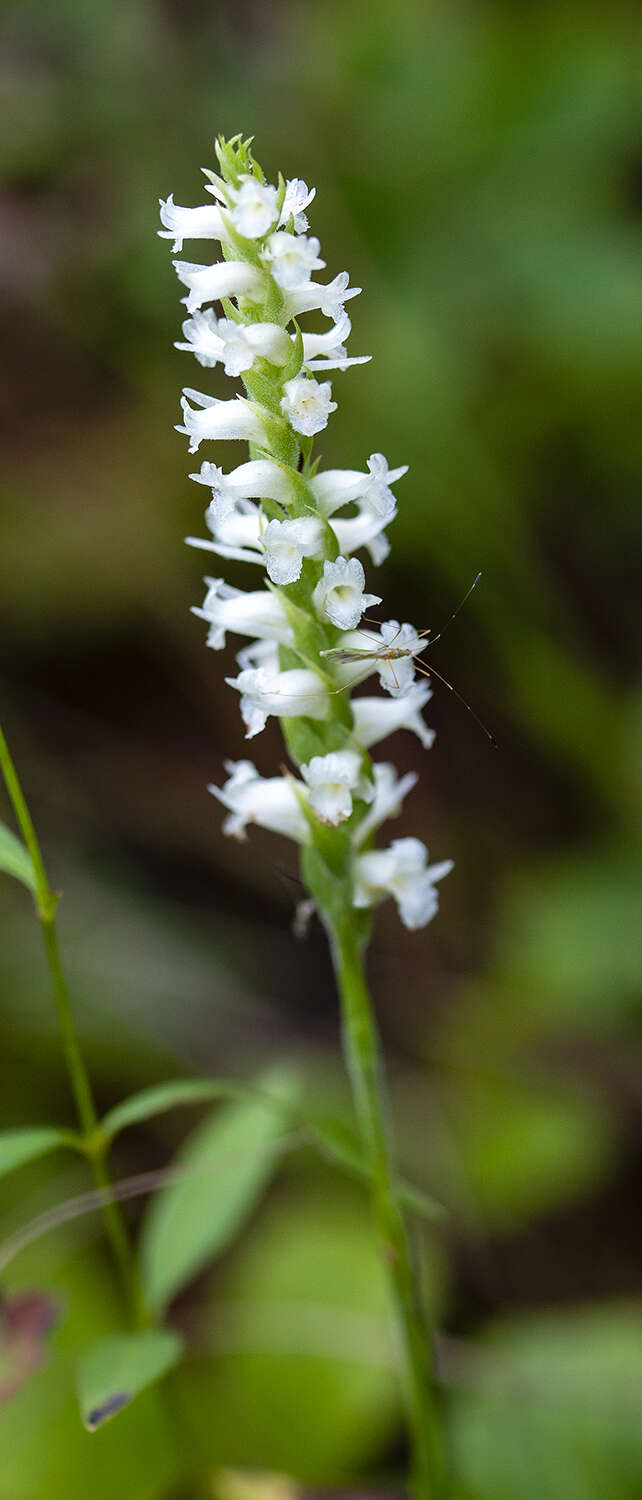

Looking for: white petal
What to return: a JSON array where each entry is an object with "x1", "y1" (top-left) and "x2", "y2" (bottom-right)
[
  {"x1": 351, "y1": 683, "x2": 435, "y2": 750},
  {"x1": 159, "y1": 195, "x2": 229, "y2": 252},
  {"x1": 192, "y1": 578, "x2": 292, "y2": 650},
  {"x1": 173, "y1": 259, "x2": 265, "y2": 313},
  {"x1": 209, "y1": 762, "x2": 308, "y2": 842},
  {"x1": 228, "y1": 177, "x2": 280, "y2": 239},
  {"x1": 280, "y1": 376, "x2": 337, "y2": 437},
  {"x1": 177, "y1": 395, "x2": 267, "y2": 453},
  {"x1": 312, "y1": 556, "x2": 381, "y2": 630}
]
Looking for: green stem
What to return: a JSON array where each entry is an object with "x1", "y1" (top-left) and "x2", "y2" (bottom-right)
[
  {"x1": 330, "y1": 916, "x2": 446, "y2": 1500},
  {"x1": 0, "y1": 725, "x2": 146, "y2": 1326}
]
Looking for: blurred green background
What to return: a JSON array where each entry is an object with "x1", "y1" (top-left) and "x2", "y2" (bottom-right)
[{"x1": 1, "y1": 0, "x2": 641, "y2": 1495}]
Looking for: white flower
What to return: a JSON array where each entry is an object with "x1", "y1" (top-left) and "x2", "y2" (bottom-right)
[
  {"x1": 226, "y1": 666, "x2": 330, "y2": 738},
  {"x1": 263, "y1": 230, "x2": 325, "y2": 291},
  {"x1": 333, "y1": 504, "x2": 396, "y2": 566},
  {"x1": 186, "y1": 497, "x2": 263, "y2": 568},
  {"x1": 188, "y1": 511, "x2": 323, "y2": 580},
  {"x1": 354, "y1": 838, "x2": 453, "y2": 930},
  {"x1": 351, "y1": 682, "x2": 435, "y2": 750},
  {"x1": 300, "y1": 750, "x2": 373, "y2": 826},
  {"x1": 354, "y1": 764, "x2": 418, "y2": 846},
  {"x1": 176, "y1": 390, "x2": 267, "y2": 453},
  {"x1": 302, "y1": 313, "x2": 370, "y2": 372},
  {"x1": 173, "y1": 259, "x2": 265, "y2": 314},
  {"x1": 310, "y1": 453, "x2": 408, "y2": 518},
  {"x1": 192, "y1": 578, "x2": 292, "y2": 650},
  {"x1": 235, "y1": 638, "x2": 281, "y2": 672},
  {"x1": 228, "y1": 175, "x2": 279, "y2": 238},
  {"x1": 279, "y1": 179, "x2": 316, "y2": 234},
  {"x1": 158, "y1": 195, "x2": 228, "y2": 252},
  {"x1": 287, "y1": 270, "x2": 361, "y2": 321},
  {"x1": 280, "y1": 376, "x2": 337, "y2": 437},
  {"x1": 261, "y1": 517, "x2": 322, "y2": 585},
  {"x1": 312, "y1": 556, "x2": 381, "y2": 630},
  {"x1": 189, "y1": 458, "x2": 294, "y2": 508},
  {"x1": 210, "y1": 760, "x2": 308, "y2": 842},
  {"x1": 176, "y1": 312, "x2": 290, "y2": 375}
]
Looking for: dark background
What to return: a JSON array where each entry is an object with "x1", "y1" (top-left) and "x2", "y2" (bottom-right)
[{"x1": 1, "y1": 2, "x2": 641, "y2": 1496}]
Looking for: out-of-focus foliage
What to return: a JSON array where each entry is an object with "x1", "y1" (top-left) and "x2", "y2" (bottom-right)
[
  {"x1": 0, "y1": 817, "x2": 36, "y2": 890},
  {"x1": 449, "y1": 1305, "x2": 642, "y2": 1500},
  {"x1": 139, "y1": 1068, "x2": 301, "y2": 1316},
  {"x1": 1, "y1": 0, "x2": 640, "y2": 1494}
]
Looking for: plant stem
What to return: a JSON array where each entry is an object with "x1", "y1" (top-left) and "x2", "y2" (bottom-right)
[
  {"x1": 330, "y1": 916, "x2": 446, "y2": 1500},
  {"x1": 0, "y1": 725, "x2": 146, "y2": 1326}
]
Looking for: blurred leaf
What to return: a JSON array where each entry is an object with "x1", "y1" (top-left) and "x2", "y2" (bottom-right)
[
  {"x1": 0, "y1": 1127, "x2": 77, "y2": 1180},
  {"x1": 172, "y1": 1179, "x2": 409, "y2": 1479},
  {"x1": 139, "y1": 1067, "x2": 301, "y2": 1316},
  {"x1": 0, "y1": 821, "x2": 36, "y2": 894},
  {"x1": 311, "y1": 1115, "x2": 446, "y2": 1222},
  {"x1": 0, "y1": 1242, "x2": 179, "y2": 1499},
  {"x1": 450, "y1": 1304, "x2": 642, "y2": 1500},
  {"x1": 77, "y1": 1329, "x2": 183, "y2": 1431},
  {"x1": 448, "y1": 1081, "x2": 613, "y2": 1228},
  {"x1": 499, "y1": 851, "x2": 642, "y2": 1025},
  {"x1": 101, "y1": 1078, "x2": 240, "y2": 1142}
]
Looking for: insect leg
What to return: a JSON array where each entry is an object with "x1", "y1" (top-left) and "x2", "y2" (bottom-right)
[{"x1": 412, "y1": 657, "x2": 497, "y2": 745}]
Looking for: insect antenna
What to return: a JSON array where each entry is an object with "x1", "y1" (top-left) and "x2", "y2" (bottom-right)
[
  {"x1": 419, "y1": 571, "x2": 482, "y2": 647},
  {"x1": 413, "y1": 658, "x2": 497, "y2": 746}
]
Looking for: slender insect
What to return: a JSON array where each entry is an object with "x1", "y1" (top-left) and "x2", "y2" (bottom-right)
[{"x1": 319, "y1": 572, "x2": 497, "y2": 745}]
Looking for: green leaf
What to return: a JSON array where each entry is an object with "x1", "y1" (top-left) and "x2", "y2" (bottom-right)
[
  {"x1": 0, "y1": 819, "x2": 36, "y2": 893},
  {"x1": 311, "y1": 1116, "x2": 446, "y2": 1221},
  {"x1": 450, "y1": 1305, "x2": 642, "y2": 1500},
  {"x1": 0, "y1": 1126, "x2": 77, "y2": 1180},
  {"x1": 171, "y1": 1179, "x2": 404, "y2": 1478},
  {"x1": 139, "y1": 1067, "x2": 301, "y2": 1317},
  {"x1": 77, "y1": 1329, "x2": 183, "y2": 1431},
  {"x1": 100, "y1": 1078, "x2": 240, "y2": 1143}
]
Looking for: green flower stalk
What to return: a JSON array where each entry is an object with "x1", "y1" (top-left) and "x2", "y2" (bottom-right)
[{"x1": 160, "y1": 134, "x2": 452, "y2": 1497}]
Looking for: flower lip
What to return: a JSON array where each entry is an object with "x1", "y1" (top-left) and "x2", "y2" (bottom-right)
[
  {"x1": 173, "y1": 258, "x2": 265, "y2": 313},
  {"x1": 227, "y1": 176, "x2": 280, "y2": 239},
  {"x1": 210, "y1": 760, "x2": 309, "y2": 842},
  {"x1": 300, "y1": 750, "x2": 372, "y2": 826},
  {"x1": 263, "y1": 230, "x2": 325, "y2": 290},
  {"x1": 225, "y1": 666, "x2": 330, "y2": 737},
  {"x1": 280, "y1": 375, "x2": 337, "y2": 437},
  {"x1": 312, "y1": 556, "x2": 381, "y2": 631},
  {"x1": 354, "y1": 838, "x2": 453, "y2": 929},
  {"x1": 159, "y1": 194, "x2": 229, "y2": 252},
  {"x1": 176, "y1": 392, "x2": 267, "y2": 452}
]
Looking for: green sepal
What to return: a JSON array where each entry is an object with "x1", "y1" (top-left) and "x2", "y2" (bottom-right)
[
  {"x1": 298, "y1": 434, "x2": 314, "y2": 470},
  {"x1": 301, "y1": 804, "x2": 352, "y2": 880},
  {"x1": 301, "y1": 843, "x2": 353, "y2": 931},
  {"x1": 279, "y1": 716, "x2": 330, "y2": 766},
  {"x1": 200, "y1": 167, "x2": 231, "y2": 205},
  {"x1": 314, "y1": 512, "x2": 340, "y2": 563},
  {"x1": 215, "y1": 134, "x2": 259, "y2": 187},
  {"x1": 272, "y1": 581, "x2": 333, "y2": 661},
  {"x1": 218, "y1": 208, "x2": 264, "y2": 267},
  {"x1": 242, "y1": 362, "x2": 285, "y2": 414},
  {"x1": 275, "y1": 172, "x2": 287, "y2": 221},
  {"x1": 220, "y1": 295, "x2": 244, "y2": 325},
  {"x1": 279, "y1": 323, "x2": 304, "y2": 384},
  {"x1": 241, "y1": 400, "x2": 297, "y2": 466}
]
